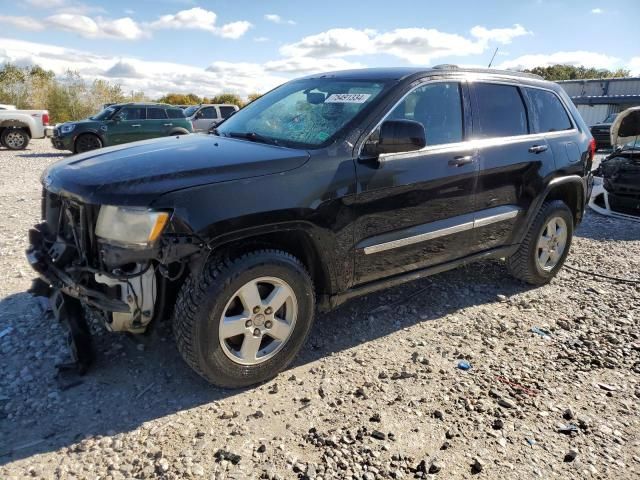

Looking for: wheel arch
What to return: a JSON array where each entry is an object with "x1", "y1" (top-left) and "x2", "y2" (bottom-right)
[
  {"x1": 168, "y1": 128, "x2": 190, "y2": 136},
  {"x1": 0, "y1": 120, "x2": 32, "y2": 138}
]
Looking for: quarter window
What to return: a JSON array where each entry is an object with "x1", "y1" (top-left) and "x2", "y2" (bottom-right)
[
  {"x1": 474, "y1": 83, "x2": 528, "y2": 138},
  {"x1": 147, "y1": 107, "x2": 168, "y2": 119},
  {"x1": 166, "y1": 108, "x2": 186, "y2": 119},
  {"x1": 219, "y1": 106, "x2": 237, "y2": 118},
  {"x1": 524, "y1": 88, "x2": 572, "y2": 133},
  {"x1": 389, "y1": 82, "x2": 463, "y2": 146}
]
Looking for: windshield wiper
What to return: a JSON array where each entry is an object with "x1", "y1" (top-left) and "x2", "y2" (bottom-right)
[{"x1": 227, "y1": 131, "x2": 279, "y2": 146}]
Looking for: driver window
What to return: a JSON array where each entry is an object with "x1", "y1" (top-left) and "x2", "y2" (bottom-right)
[{"x1": 389, "y1": 82, "x2": 463, "y2": 145}]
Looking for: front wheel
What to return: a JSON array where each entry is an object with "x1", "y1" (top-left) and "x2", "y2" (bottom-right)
[
  {"x1": 507, "y1": 200, "x2": 574, "y2": 285},
  {"x1": 173, "y1": 250, "x2": 315, "y2": 388},
  {"x1": 74, "y1": 134, "x2": 102, "y2": 153},
  {"x1": 1, "y1": 128, "x2": 30, "y2": 150}
]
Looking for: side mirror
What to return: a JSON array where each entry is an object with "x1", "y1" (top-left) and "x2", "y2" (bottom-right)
[{"x1": 364, "y1": 119, "x2": 426, "y2": 157}]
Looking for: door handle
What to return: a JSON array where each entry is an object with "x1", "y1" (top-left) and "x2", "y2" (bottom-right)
[
  {"x1": 131, "y1": 124, "x2": 141, "y2": 128},
  {"x1": 528, "y1": 144, "x2": 548, "y2": 154},
  {"x1": 448, "y1": 155, "x2": 475, "y2": 167},
  {"x1": 163, "y1": 123, "x2": 173, "y2": 127}
]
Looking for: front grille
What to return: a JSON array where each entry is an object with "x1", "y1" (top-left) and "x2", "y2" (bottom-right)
[{"x1": 608, "y1": 193, "x2": 640, "y2": 216}]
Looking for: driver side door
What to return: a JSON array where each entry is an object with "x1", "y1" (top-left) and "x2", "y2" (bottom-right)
[{"x1": 352, "y1": 80, "x2": 479, "y2": 285}]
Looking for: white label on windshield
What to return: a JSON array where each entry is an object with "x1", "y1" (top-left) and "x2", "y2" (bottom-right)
[{"x1": 325, "y1": 93, "x2": 371, "y2": 104}]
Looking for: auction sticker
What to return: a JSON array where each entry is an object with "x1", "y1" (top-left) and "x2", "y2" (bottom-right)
[{"x1": 325, "y1": 93, "x2": 371, "y2": 103}]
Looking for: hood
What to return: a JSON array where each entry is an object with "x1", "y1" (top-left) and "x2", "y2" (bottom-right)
[
  {"x1": 611, "y1": 107, "x2": 640, "y2": 147},
  {"x1": 43, "y1": 134, "x2": 310, "y2": 206}
]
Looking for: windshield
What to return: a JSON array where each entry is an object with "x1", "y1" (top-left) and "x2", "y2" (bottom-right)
[
  {"x1": 183, "y1": 106, "x2": 199, "y2": 117},
  {"x1": 603, "y1": 113, "x2": 618, "y2": 123},
  {"x1": 90, "y1": 106, "x2": 118, "y2": 121},
  {"x1": 216, "y1": 78, "x2": 389, "y2": 148}
]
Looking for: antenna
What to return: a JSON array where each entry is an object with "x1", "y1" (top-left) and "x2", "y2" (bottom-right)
[{"x1": 488, "y1": 47, "x2": 499, "y2": 68}]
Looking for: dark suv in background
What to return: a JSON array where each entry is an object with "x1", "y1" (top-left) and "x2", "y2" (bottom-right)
[
  {"x1": 590, "y1": 113, "x2": 618, "y2": 150},
  {"x1": 51, "y1": 103, "x2": 193, "y2": 153},
  {"x1": 28, "y1": 66, "x2": 594, "y2": 387}
]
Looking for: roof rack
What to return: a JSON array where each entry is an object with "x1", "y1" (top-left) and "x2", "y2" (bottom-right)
[{"x1": 432, "y1": 64, "x2": 459, "y2": 70}]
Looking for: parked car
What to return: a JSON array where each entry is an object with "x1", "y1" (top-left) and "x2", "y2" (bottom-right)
[
  {"x1": 51, "y1": 103, "x2": 193, "y2": 153},
  {"x1": 0, "y1": 108, "x2": 49, "y2": 150},
  {"x1": 27, "y1": 66, "x2": 594, "y2": 387},
  {"x1": 590, "y1": 113, "x2": 618, "y2": 150},
  {"x1": 0, "y1": 104, "x2": 17, "y2": 110},
  {"x1": 590, "y1": 107, "x2": 640, "y2": 220},
  {"x1": 183, "y1": 104, "x2": 239, "y2": 132}
]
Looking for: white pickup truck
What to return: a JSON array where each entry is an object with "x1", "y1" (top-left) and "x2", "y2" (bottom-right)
[{"x1": 0, "y1": 108, "x2": 50, "y2": 150}]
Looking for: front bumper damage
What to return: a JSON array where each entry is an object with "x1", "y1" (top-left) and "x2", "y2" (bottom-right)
[{"x1": 26, "y1": 190, "x2": 202, "y2": 373}]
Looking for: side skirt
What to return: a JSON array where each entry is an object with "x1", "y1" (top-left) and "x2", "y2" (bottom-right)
[{"x1": 323, "y1": 245, "x2": 518, "y2": 311}]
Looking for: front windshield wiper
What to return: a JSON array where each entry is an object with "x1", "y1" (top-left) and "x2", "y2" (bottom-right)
[{"x1": 227, "y1": 131, "x2": 279, "y2": 146}]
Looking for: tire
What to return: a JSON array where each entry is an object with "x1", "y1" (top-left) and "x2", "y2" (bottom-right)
[
  {"x1": 74, "y1": 133, "x2": 102, "y2": 153},
  {"x1": 169, "y1": 129, "x2": 189, "y2": 136},
  {"x1": 1, "y1": 128, "x2": 30, "y2": 150},
  {"x1": 173, "y1": 250, "x2": 315, "y2": 388},
  {"x1": 507, "y1": 200, "x2": 574, "y2": 285}
]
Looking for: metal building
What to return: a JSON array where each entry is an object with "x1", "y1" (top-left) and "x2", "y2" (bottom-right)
[{"x1": 557, "y1": 77, "x2": 640, "y2": 126}]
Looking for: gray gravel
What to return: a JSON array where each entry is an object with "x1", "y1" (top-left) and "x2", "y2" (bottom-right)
[{"x1": 1, "y1": 140, "x2": 639, "y2": 479}]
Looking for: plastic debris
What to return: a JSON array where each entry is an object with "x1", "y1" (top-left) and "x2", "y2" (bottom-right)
[
  {"x1": 531, "y1": 326, "x2": 552, "y2": 338},
  {"x1": 525, "y1": 438, "x2": 536, "y2": 446},
  {"x1": 457, "y1": 360, "x2": 472, "y2": 370},
  {"x1": 557, "y1": 424, "x2": 579, "y2": 435}
]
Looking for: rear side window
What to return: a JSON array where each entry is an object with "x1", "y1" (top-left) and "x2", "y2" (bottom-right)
[
  {"x1": 147, "y1": 107, "x2": 168, "y2": 119},
  {"x1": 474, "y1": 83, "x2": 527, "y2": 138},
  {"x1": 389, "y1": 82, "x2": 463, "y2": 146},
  {"x1": 166, "y1": 108, "x2": 186, "y2": 119},
  {"x1": 219, "y1": 106, "x2": 237, "y2": 118},
  {"x1": 524, "y1": 88, "x2": 573, "y2": 133},
  {"x1": 119, "y1": 107, "x2": 146, "y2": 120}
]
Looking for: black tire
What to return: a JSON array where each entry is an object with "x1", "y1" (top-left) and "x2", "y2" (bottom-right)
[
  {"x1": 74, "y1": 133, "x2": 102, "y2": 153},
  {"x1": 506, "y1": 200, "x2": 574, "y2": 285},
  {"x1": 1, "y1": 128, "x2": 30, "y2": 150},
  {"x1": 173, "y1": 250, "x2": 315, "y2": 388},
  {"x1": 169, "y1": 129, "x2": 189, "y2": 136}
]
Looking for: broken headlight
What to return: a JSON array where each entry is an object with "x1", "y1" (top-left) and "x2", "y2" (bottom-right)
[{"x1": 95, "y1": 206, "x2": 169, "y2": 247}]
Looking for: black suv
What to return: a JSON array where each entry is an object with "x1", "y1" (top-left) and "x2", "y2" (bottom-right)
[{"x1": 27, "y1": 67, "x2": 594, "y2": 387}]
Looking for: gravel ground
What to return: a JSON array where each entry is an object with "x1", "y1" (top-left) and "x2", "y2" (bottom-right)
[{"x1": 0, "y1": 139, "x2": 639, "y2": 479}]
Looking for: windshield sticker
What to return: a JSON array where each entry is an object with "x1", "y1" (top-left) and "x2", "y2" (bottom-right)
[{"x1": 325, "y1": 93, "x2": 371, "y2": 104}]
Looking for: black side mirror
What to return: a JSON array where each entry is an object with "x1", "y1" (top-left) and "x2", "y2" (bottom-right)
[{"x1": 364, "y1": 119, "x2": 426, "y2": 157}]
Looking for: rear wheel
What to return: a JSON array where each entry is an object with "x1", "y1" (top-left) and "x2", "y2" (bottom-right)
[
  {"x1": 173, "y1": 250, "x2": 315, "y2": 388},
  {"x1": 1, "y1": 128, "x2": 30, "y2": 150},
  {"x1": 74, "y1": 134, "x2": 102, "y2": 153},
  {"x1": 507, "y1": 200, "x2": 574, "y2": 285}
]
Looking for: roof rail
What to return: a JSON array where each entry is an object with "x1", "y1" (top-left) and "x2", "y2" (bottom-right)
[{"x1": 432, "y1": 64, "x2": 459, "y2": 70}]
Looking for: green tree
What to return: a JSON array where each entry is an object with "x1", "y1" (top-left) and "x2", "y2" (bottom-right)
[
  {"x1": 157, "y1": 93, "x2": 202, "y2": 105},
  {"x1": 210, "y1": 93, "x2": 243, "y2": 107},
  {"x1": 246, "y1": 92, "x2": 262, "y2": 105},
  {"x1": 522, "y1": 64, "x2": 631, "y2": 81}
]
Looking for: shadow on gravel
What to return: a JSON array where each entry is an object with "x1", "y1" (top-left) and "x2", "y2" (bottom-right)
[
  {"x1": 0, "y1": 259, "x2": 531, "y2": 464},
  {"x1": 575, "y1": 211, "x2": 640, "y2": 242},
  {"x1": 15, "y1": 152, "x2": 70, "y2": 159}
]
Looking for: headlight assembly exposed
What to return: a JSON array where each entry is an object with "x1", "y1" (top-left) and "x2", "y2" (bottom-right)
[
  {"x1": 60, "y1": 123, "x2": 76, "y2": 134},
  {"x1": 95, "y1": 206, "x2": 169, "y2": 247}
]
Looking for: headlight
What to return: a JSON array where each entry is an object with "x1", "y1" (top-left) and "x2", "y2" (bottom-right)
[
  {"x1": 60, "y1": 124, "x2": 76, "y2": 134},
  {"x1": 95, "y1": 206, "x2": 170, "y2": 247}
]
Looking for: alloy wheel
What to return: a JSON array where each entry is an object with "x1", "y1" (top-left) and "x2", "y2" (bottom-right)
[
  {"x1": 5, "y1": 131, "x2": 26, "y2": 149},
  {"x1": 536, "y1": 216, "x2": 568, "y2": 271},
  {"x1": 219, "y1": 276, "x2": 297, "y2": 366}
]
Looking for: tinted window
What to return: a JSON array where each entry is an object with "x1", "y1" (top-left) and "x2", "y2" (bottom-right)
[
  {"x1": 167, "y1": 108, "x2": 186, "y2": 119},
  {"x1": 200, "y1": 107, "x2": 218, "y2": 119},
  {"x1": 119, "y1": 107, "x2": 146, "y2": 121},
  {"x1": 525, "y1": 88, "x2": 572, "y2": 133},
  {"x1": 474, "y1": 84, "x2": 527, "y2": 138},
  {"x1": 147, "y1": 107, "x2": 168, "y2": 119},
  {"x1": 183, "y1": 106, "x2": 199, "y2": 117},
  {"x1": 389, "y1": 82, "x2": 463, "y2": 145},
  {"x1": 219, "y1": 106, "x2": 237, "y2": 118}
]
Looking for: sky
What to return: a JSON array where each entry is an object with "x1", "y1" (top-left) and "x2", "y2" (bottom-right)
[{"x1": 0, "y1": 0, "x2": 638, "y2": 98}]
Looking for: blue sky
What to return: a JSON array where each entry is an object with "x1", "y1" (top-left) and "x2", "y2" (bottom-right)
[{"x1": 0, "y1": 0, "x2": 637, "y2": 97}]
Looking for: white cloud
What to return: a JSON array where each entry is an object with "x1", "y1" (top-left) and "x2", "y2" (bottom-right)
[
  {"x1": 280, "y1": 24, "x2": 530, "y2": 65},
  {"x1": 254, "y1": 36, "x2": 269, "y2": 43},
  {"x1": 497, "y1": 51, "x2": 621, "y2": 70},
  {"x1": 628, "y1": 57, "x2": 640, "y2": 76},
  {"x1": 0, "y1": 15, "x2": 45, "y2": 31},
  {"x1": 25, "y1": 0, "x2": 66, "y2": 7},
  {"x1": 264, "y1": 14, "x2": 296, "y2": 25},
  {"x1": 45, "y1": 14, "x2": 146, "y2": 40},
  {"x1": 470, "y1": 24, "x2": 530, "y2": 44},
  {"x1": 149, "y1": 7, "x2": 252, "y2": 38},
  {"x1": 591, "y1": 8, "x2": 603, "y2": 14},
  {"x1": 264, "y1": 57, "x2": 365, "y2": 74}
]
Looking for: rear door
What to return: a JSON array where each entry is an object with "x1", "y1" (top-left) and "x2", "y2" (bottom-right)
[
  {"x1": 353, "y1": 80, "x2": 479, "y2": 285},
  {"x1": 193, "y1": 107, "x2": 218, "y2": 132},
  {"x1": 468, "y1": 82, "x2": 555, "y2": 252},
  {"x1": 109, "y1": 106, "x2": 147, "y2": 144},
  {"x1": 146, "y1": 107, "x2": 171, "y2": 138}
]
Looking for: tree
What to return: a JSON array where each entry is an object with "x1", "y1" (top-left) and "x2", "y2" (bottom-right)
[
  {"x1": 210, "y1": 93, "x2": 243, "y2": 107},
  {"x1": 522, "y1": 64, "x2": 631, "y2": 81},
  {"x1": 246, "y1": 92, "x2": 262, "y2": 104},
  {"x1": 157, "y1": 93, "x2": 201, "y2": 105}
]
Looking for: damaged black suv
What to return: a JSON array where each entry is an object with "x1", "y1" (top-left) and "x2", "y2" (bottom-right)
[{"x1": 27, "y1": 67, "x2": 594, "y2": 387}]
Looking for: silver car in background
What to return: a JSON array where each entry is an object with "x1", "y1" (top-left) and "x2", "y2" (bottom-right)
[{"x1": 184, "y1": 104, "x2": 239, "y2": 132}]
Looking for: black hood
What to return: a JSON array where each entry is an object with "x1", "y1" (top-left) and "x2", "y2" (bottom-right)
[{"x1": 43, "y1": 134, "x2": 310, "y2": 205}]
